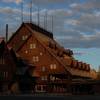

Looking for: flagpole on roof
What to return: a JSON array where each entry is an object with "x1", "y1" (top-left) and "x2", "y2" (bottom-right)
[
  {"x1": 30, "y1": 0, "x2": 32, "y2": 23},
  {"x1": 45, "y1": 10, "x2": 47, "y2": 30},
  {"x1": 44, "y1": 15, "x2": 45, "y2": 29},
  {"x1": 37, "y1": 7, "x2": 40, "y2": 26},
  {"x1": 21, "y1": 0, "x2": 23, "y2": 23},
  {"x1": 51, "y1": 15, "x2": 53, "y2": 33},
  {"x1": 6, "y1": 24, "x2": 8, "y2": 42}
]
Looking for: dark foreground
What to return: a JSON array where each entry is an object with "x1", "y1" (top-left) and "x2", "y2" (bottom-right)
[{"x1": 0, "y1": 94, "x2": 100, "y2": 100}]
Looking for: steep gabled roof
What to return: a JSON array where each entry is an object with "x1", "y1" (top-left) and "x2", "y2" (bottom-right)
[
  {"x1": 8, "y1": 22, "x2": 53, "y2": 44},
  {"x1": 20, "y1": 24, "x2": 95, "y2": 78},
  {"x1": 24, "y1": 23, "x2": 53, "y2": 39}
]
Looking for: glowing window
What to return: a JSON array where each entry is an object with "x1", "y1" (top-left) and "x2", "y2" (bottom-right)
[
  {"x1": 33, "y1": 56, "x2": 39, "y2": 62},
  {"x1": 41, "y1": 76, "x2": 47, "y2": 80},
  {"x1": 30, "y1": 43, "x2": 36, "y2": 49},
  {"x1": 53, "y1": 64, "x2": 57, "y2": 69},
  {"x1": 42, "y1": 66, "x2": 46, "y2": 72},
  {"x1": 22, "y1": 35, "x2": 28, "y2": 40},
  {"x1": 50, "y1": 64, "x2": 57, "y2": 70},
  {"x1": 40, "y1": 52, "x2": 43, "y2": 56},
  {"x1": 25, "y1": 50, "x2": 28, "y2": 54},
  {"x1": 50, "y1": 64, "x2": 53, "y2": 69}
]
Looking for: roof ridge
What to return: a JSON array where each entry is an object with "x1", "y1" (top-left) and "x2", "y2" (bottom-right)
[{"x1": 24, "y1": 23, "x2": 53, "y2": 39}]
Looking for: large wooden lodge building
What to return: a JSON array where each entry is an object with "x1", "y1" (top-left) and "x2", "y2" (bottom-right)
[
  {"x1": 5, "y1": 22, "x2": 97, "y2": 94},
  {"x1": 0, "y1": 21, "x2": 99, "y2": 95}
]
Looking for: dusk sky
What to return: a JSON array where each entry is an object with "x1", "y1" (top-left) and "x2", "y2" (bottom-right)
[{"x1": 0, "y1": 0, "x2": 100, "y2": 71}]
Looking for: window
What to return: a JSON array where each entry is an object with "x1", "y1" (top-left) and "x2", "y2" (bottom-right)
[
  {"x1": 50, "y1": 64, "x2": 57, "y2": 70},
  {"x1": 25, "y1": 50, "x2": 28, "y2": 54},
  {"x1": 0, "y1": 56, "x2": 5, "y2": 64},
  {"x1": 50, "y1": 75, "x2": 55, "y2": 81},
  {"x1": 36, "y1": 56, "x2": 39, "y2": 62},
  {"x1": 40, "y1": 52, "x2": 43, "y2": 56},
  {"x1": 53, "y1": 64, "x2": 57, "y2": 69},
  {"x1": 5, "y1": 72, "x2": 8, "y2": 78},
  {"x1": 0, "y1": 71, "x2": 8, "y2": 80},
  {"x1": 4, "y1": 72, "x2": 6, "y2": 77},
  {"x1": 42, "y1": 66, "x2": 46, "y2": 72},
  {"x1": 0, "y1": 72, "x2": 3, "y2": 80},
  {"x1": 30, "y1": 43, "x2": 36, "y2": 49},
  {"x1": 41, "y1": 76, "x2": 47, "y2": 80},
  {"x1": 50, "y1": 64, "x2": 54, "y2": 69},
  {"x1": 22, "y1": 35, "x2": 28, "y2": 40},
  {"x1": 33, "y1": 56, "x2": 39, "y2": 62},
  {"x1": 41, "y1": 76, "x2": 44, "y2": 80},
  {"x1": 35, "y1": 85, "x2": 47, "y2": 92},
  {"x1": 35, "y1": 85, "x2": 41, "y2": 91}
]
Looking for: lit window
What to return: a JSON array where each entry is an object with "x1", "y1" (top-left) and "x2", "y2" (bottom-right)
[
  {"x1": 50, "y1": 76, "x2": 55, "y2": 81},
  {"x1": 4, "y1": 72, "x2": 8, "y2": 78},
  {"x1": 33, "y1": 56, "x2": 39, "y2": 62},
  {"x1": 36, "y1": 56, "x2": 39, "y2": 62},
  {"x1": 35, "y1": 85, "x2": 46, "y2": 92},
  {"x1": 41, "y1": 76, "x2": 44, "y2": 80},
  {"x1": 25, "y1": 50, "x2": 28, "y2": 54},
  {"x1": 41, "y1": 76, "x2": 47, "y2": 80},
  {"x1": 30, "y1": 43, "x2": 36, "y2": 49},
  {"x1": 33, "y1": 56, "x2": 35, "y2": 62},
  {"x1": 40, "y1": 52, "x2": 43, "y2": 56},
  {"x1": 50, "y1": 64, "x2": 56, "y2": 70},
  {"x1": 42, "y1": 66, "x2": 46, "y2": 72},
  {"x1": 22, "y1": 35, "x2": 28, "y2": 40},
  {"x1": 53, "y1": 64, "x2": 57, "y2": 69},
  {"x1": 50, "y1": 64, "x2": 53, "y2": 69},
  {"x1": 35, "y1": 85, "x2": 41, "y2": 91}
]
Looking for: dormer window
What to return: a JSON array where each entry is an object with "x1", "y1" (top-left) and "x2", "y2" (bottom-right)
[{"x1": 22, "y1": 35, "x2": 28, "y2": 40}]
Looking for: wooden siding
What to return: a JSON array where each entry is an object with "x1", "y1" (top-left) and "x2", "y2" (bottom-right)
[
  {"x1": 7, "y1": 23, "x2": 97, "y2": 80},
  {"x1": 0, "y1": 40, "x2": 16, "y2": 82}
]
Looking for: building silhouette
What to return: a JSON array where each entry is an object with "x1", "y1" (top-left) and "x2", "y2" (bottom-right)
[{"x1": 6, "y1": 22, "x2": 97, "y2": 94}]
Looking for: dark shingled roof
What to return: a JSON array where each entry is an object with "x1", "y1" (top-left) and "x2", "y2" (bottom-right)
[{"x1": 24, "y1": 23, "x2": 53, "y2": 39}]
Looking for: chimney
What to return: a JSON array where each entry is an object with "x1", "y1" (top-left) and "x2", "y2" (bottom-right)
[{"x1": 6, "y1": 24, "x2": 8, "y2": 42}]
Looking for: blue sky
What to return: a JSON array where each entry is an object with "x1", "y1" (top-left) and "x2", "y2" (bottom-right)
[
  {"x1": 72, "y1": 48, "x2": 100, "y2": 71},
  {"x1": 0, "y1": 0, "x2": 100, "y2": 71}
]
